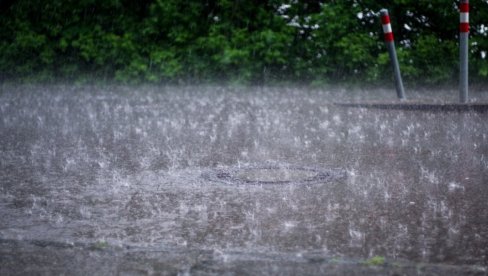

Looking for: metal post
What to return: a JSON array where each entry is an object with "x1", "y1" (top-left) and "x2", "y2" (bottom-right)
[
  {"x1": 459, "y1": 0, "x2": 469, "y2": 103},
  {"x1": 380, "y1": 9, "x2": 406, "y2": 100}
]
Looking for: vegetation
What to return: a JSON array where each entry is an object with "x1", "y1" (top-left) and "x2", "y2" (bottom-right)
[
  {"x1": 91, "y1": 240, "x2": 109, "y2": 250},
  {"x1": 363, "y1": 255, "x2": 386, "y2": 266},
  {"x1": 1, "y1": 0, "x2": 488, "y2": 85}
]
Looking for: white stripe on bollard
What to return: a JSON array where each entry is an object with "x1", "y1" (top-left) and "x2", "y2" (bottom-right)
[{"x1": 382, "y1": 24, "x2": 392, "y2": 34}]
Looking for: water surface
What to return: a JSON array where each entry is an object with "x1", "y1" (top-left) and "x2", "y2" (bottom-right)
[{"x1": 1, "y1": 85, "x2": 487, "y2": 274}]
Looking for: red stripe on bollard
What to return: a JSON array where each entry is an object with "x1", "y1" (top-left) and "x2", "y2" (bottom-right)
[
  {"x1": 381, "y1": 15, "x2": 390, "y2": 25},
  {"x1": 460, "y1": 23, "x2": 470, "y2": 33},
  {"x1": 384, "y1": 32, "x2": 394, "y2": 42},
  {"x1": 460, "y1": 3, "x2": 469, "y2": 12}
]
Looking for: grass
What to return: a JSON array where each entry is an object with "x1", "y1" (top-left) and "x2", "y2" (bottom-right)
[
  {"x1": 363, "y1": 255, "x2": 386, "y2": 266},
  {"x1": 91, "y1": 240, "x2": 109, "y2": 250}
]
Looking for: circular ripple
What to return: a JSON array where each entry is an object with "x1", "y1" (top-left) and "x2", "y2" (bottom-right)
[{"x1": 202, "y1": 165, "x2": 345, "y2": 185}]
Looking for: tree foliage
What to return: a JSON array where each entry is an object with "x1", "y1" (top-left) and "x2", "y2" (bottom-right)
[{"x1": 1, "y1": 0, "x2": 487, "y2": 85}]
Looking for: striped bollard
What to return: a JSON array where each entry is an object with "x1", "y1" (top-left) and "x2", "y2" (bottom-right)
[
  {"x1": 459, "y1": 0, "x2": 469, "y2": 103},
  {"x1": 380, "y1": 9, "x2": 406, "y2": 100}
]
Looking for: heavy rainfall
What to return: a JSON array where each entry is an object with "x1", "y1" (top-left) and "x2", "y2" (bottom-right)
[{"x1": 1, "y1": 1, "x2": 488, "y2": 275}]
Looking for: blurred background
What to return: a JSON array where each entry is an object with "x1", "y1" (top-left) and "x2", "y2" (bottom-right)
[{"x1": 1, "y1": 0, "x2": 488, "y2": 85}]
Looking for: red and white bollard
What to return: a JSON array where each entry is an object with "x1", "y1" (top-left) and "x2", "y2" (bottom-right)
[
  {"x1": 380, "y1": 9, "x2": 405, "y2": 100},
  {"x1": 459, "y1": 0, "x2": 469, "y2": 103}
]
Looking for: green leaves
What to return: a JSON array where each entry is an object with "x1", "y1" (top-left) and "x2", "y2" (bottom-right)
[
  {"x1": 411, "y1": 35, "x2": 457, "y2": 84},
  {"x1": 0, "y1": 0, "x2": 487, "y2": 85}
]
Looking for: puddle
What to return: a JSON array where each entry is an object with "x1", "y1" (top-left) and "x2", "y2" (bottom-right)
[{"x1": 202, "y1": 164, "x2": 345, "y2": 185}]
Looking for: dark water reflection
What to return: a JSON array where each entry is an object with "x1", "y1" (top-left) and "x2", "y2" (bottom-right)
[{"x1": 0, "y1": 85, "x2": 487, "y2": 272}]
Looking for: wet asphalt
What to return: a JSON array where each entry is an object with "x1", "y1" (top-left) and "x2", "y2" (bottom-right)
[{"x1": 0, "y1": 85, "x2": 487, "y2": 275}]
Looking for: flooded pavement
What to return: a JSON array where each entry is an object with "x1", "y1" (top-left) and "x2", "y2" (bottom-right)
[{"x1": 0, "y1": 85, "x2": 487, "y2": 275}]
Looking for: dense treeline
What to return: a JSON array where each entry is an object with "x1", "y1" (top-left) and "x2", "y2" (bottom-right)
[{"x1": 1, "y1": 0, "x2": 488, "y2": 85}]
